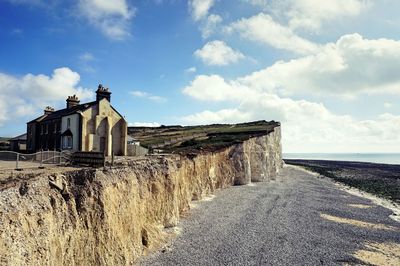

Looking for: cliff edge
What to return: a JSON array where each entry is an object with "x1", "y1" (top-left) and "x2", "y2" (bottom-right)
[{"x1": 0, "y1": 124, "x2": 282, "y2": 265}]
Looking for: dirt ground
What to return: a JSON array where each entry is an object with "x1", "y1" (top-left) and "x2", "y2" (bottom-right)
[{"x1": 0, "y1": 161, "x2": 43, "y2": 171}]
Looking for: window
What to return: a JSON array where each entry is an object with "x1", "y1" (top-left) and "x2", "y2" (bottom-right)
[
  {"x1": 40, "y1": 125, "x2": 44, "y2": 135},
  {"x1": 45, "y1": 124, "x2": 48, "y2": 134},
  {"x1": 54, "y1": 123, "x2": 57, "y2": 133},
  {"x1": 63, "y1": 136, "x2": 73, "y2": 149},
  {"x1": 67, "y1": 118, "x2": 71, "y2": 128}
]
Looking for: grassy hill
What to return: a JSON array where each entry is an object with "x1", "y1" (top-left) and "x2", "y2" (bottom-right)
[{"x1": 128, "y1": 120, "x2": 280, "y2": 154}]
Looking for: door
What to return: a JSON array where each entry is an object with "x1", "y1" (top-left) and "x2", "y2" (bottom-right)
[{"x1": 100, "y1": 137, "x2": 106, "y2": 154}]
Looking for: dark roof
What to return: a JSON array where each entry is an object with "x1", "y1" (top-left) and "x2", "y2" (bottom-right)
[
  {"x1": 42, "y1": 101, "x2": 97, "y2": 122},
  {"x1": 127, "y1": 135, "x2": 139, "y2": 142},
  {"x1": 27, "y1": 98, "x2": 126, "y2": 124},
  {"x1": 27, "y1": 114, "x2": 47, "y2": 124},
  {"x1": 61, "y1": 129, "x2": 73, "y2": 136},
  {"x1": 27, "y1": 101, "x2": 97, "y2": 124},
  {"x1": 10, "y1": 133, "x2": 27, "y2": 141}
]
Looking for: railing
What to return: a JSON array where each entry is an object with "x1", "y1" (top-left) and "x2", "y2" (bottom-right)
[{"x1": 0, "y1": 150, "x2": 71, "y2": 171}]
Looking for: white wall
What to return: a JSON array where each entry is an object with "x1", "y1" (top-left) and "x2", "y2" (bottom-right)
[{"x1": 61, "y1": 114, "x2": 80, "y2": 151}]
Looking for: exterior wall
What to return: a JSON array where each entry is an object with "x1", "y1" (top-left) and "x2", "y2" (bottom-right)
[
  {"x1": 81, "y1": 99, "x2": 127, "y2": 156},
  {"x1": 127, "y1": 145, "x2": 148, "y2": 156},
  {"x1": 27, "y1": 123, "x2": 36, "y2": 153},
  {"x1": 27, "y1": 119, "x2": 61, "y2": 152},
  {"x1": 61, "y1": 114, "x2": 80, "y2": 151},
  {"x1": 9, "y1": 140, "x2": 27, "y2": 152}
]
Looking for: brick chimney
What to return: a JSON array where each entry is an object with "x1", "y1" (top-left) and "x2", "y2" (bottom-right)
[
  {"x1": 96, "y1": 84, "x2": 111, "y2": 102},
  {"x1": 44, "y1": 106, "x2": 55, "y2": 115},
  {"x1": 66, "y1": 95, "x2": 80, "y2": 109}
]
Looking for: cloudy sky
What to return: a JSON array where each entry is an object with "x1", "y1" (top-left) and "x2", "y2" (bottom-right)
[{"x1": 0, "y1": 0, "x2": 399, "y2": 153}]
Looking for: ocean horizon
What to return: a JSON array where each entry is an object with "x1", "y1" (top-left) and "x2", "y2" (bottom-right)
[{"x1": 283, "y1": 153, "x2": 400, "y2": 165}]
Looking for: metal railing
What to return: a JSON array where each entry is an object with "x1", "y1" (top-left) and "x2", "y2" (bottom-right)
[{"x1": 0, "y1": 150, "x2": 71, "y2": 171}]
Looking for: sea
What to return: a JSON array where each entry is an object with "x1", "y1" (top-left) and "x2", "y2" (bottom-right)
[{"x1": 283, "y1": 153, "x2": 400, "y2": 165}]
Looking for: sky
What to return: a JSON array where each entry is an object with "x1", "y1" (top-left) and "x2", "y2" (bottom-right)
[{"x1": 0, "y1": 0, "x2": 400, "y2": 153}]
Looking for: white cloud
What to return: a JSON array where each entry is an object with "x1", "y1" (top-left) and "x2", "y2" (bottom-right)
[
  {"x1": 79, "y1": 52, "x2": 95, "y2": 62},
  {"x1": 185, "y1": 67, "x2": 197, "y2": 73},
  {"x1": 78, "y1": 0, "x2": 136, "y2": 40},
  {"x1": 182, "y1": 109, "x2": 252, "y2": 124},
  {"x1": 286, "y1": 0, "x2": 371, "y2": 31},
  {"x1": 79, "y1": 0, "x2": 132, "y2": 18},
  {"x1": 189, "y1": 0, "x2": 215, "y2": 21},
  {"x1": 200, "y1": 14, "x2": 222, "y2": 38},
  {"x1": 384, "y1": 102, "x2": 393, "y2": 108},
  {"x1": 182, "y1": 74, "x2": 400, "y2": 153},
  {"x1": 130, "y1": 91, "x2": 148, "y2": 97},
  {"x1": 226, "y1": 13, "x2": 320, "y2": 54},
  {"x1": 129, "y1": 122, "x2": 161, "y2": 127},
  {"x1": 0, "y1": 67, "x2": 93, "y2": 127},
  {"x1": 78, "y1": 52, "x2": 96, "y2": 72},
  {"x1": 189, "y1": 0, "x2": 221, "y2": 38},
  {"x1": 186, "y1": 33, "x2": 400, "y2": 100},
  {"x1": 194, "y1": 40, "x2": 245, "y2": 66},
  {"x1": 130, "y1": 90, "x2": 167, "y2": 103},
  {"x1": 183, "y1": 74, "x2": 257, "y2": 101},
  {"x1": 188, "y1": 0, "x2": 222, "y2": 39},
  {"x1": 238, "y1": 33, "x2": 400, "y2": 96},
  {"x1": 245, "y1": 0, "x2": 372, "y2": 32},
  {"x1": 148, "y1": 96, "x2": 167, "y2": 102},
  {"x1": 188, "y1": 34, "x2": 400, "y2": 99},
  {"x1": 182, "y1": 32, "x2": 400, "y2": 153}
]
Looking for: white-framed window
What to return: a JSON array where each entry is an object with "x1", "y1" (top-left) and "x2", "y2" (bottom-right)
[{"x1": 63, "y1": 136, "x2": 73, "y2": 149}]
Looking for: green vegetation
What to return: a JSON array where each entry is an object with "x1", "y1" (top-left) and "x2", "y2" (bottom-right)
[{"x1": 128, "y1": 120, "x2": 280, "y2": 154}]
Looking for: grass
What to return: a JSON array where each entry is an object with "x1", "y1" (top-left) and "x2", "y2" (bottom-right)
[{"x1": 129, "y1": 120, "x2": 280, "y2": 154}]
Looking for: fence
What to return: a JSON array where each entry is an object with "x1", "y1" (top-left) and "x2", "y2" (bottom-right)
[
  {"x1": 0, "y1": 150, "x2": 71, "y2": 171},
  {"x1": 71, "y1": 151, "x2": 105, "y2": 167}
]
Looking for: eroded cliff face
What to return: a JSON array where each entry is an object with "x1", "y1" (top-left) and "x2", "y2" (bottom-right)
[{"x1": 0, "y1": 127, "x2": 282, "y2": 266}]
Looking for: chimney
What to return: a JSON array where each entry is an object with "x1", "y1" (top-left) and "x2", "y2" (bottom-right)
[
  {"x1": 96, "y1": 84, "x2": 111, "y2": 102},
  {"x1": 66, "y1": 95, "x2": 80, "y2": 109},
  {"x1": 44, "y1": 106, "x2": 55, "y2": 115}
]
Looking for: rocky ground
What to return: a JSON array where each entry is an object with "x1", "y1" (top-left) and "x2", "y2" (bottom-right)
[
  {"x1": 138, "y1": 166, "x2": 400, "y2": 266},
  {"x1": 284, "y1": 159, "x2": 400, "y2": 204}
]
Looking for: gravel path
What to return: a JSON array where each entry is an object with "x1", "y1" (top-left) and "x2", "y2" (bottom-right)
[{"x1": 139, "y1": 166, "x2": 400, "y2": 266}]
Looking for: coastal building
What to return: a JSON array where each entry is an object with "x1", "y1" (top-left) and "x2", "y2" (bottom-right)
[
  {"x1": 27, "y1": 84, "x2": 127, "y2": 156},
  {"x1": 127, "y1": 135, "x2": 140, "y2": 146},
  {"x1": 9, "y1": 133, "x2": 27, "y2": 152}
]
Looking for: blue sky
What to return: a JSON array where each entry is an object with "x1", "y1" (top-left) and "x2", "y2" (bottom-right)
[{"x1": 0, "y1": 0, "x2": 400, "y2": 153}]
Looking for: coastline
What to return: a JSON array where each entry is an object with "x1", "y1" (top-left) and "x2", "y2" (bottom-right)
[
  {"x1": 284, "y1": 160, "x2": 400, "y2": 223},
  {"x1": 283, "y1": 153, "x2": 400, "y2": 165}
]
